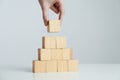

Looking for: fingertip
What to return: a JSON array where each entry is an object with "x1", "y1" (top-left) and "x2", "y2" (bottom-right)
[
  {"x1": 43, "y1": 18, "x2": 48, "y2": 27},
  {"x1": 45, "y1": 21, "x2": 49, "y2": 27},
  {"x1": 46, "y1": 21, "x2": 49, "y2": 26},
  {"x1": 59, "y1": 9, "x2": 65, "y2": 22},
  {"x1": 43, "y1": 15, "x2": 49, "y2": 26}
]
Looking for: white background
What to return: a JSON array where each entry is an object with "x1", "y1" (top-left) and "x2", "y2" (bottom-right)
[
  {"x1": 0, "y1": 0, "x2": 120, "y2": 67},
  {"x1": 0, "y1": 0, "x2": 120, "y2": 80}
]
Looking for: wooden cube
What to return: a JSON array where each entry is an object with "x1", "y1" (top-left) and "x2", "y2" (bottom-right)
[
  {"x1": 51, "y1": 49, "x2": 63, "y2": 60},
  {"x1": 38, "y1": 48, "x2": 51, "y2": 60},
  {"x1": 62, "y1": 48, "x2": 73, "y2": 60},
  {"x1": 46, "y1": 61, "x2": 57, "y2": 72},
  {"x1": 68, "y1": 60, "x2": 79, "y2": 72},
  {"x1": 33, "y1": 60, "x2": 46, "y2": 73},
  {"x1": 58, "y1": 60, "x2": 68, "y2": 72},
  {"x1": 48, "y1": 20, "x2": 61, "y2": 32},
  {"x1": 42, "y1": 36, "x2": 56, "y2": 48},
  {"x1": 56, "y1": 36, "x2": 67, "y2": 48}
]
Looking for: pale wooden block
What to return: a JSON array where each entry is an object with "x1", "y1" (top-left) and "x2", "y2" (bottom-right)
[
  {"x1": 68, "y1": 60, "x2": 79, "y2": 72},
  {"x1": 62, "y1": 48, "x2": 73, "y2": 60},
  {"x1": 42, "y1": 36, "x2": 56, "y2": 48},
  {"x1": 48, "y1": 20, "x2": 61, "y2": 32},
  {"x1": 46, "y1": 60, "x2": 57, "y2": 72},
  {"x1": 58, "y1": 60, "x2": 68, "y2": 72},
  {"x1": 56, "y1": 36, "x2": 67, "y2": 48},
  {"x1": 50, "y1": 36, "x2": 56, "y2": 48},
  {"x1": 38, "y1": 48, "x2": 51, "y2": 60},
  {"x1": 42, "y1": 36, "x2": 51, "y2": 48},
  {"x1": 51, "y1": 49, "x2": 63, "y2": 60},
  {"x1": 33, "y1": 60, "x2": 46, "y2": 73}
]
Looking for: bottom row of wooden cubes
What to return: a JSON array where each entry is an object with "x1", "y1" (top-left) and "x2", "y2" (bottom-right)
[{"x1": 33, "y1": 60, "x2": 79, "y2": 73}]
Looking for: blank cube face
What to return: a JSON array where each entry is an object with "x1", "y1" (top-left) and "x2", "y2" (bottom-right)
[
  {"x1": 48, "y1": 20, "x2": 61, "y2": 32},
  {"x1": 33, "y1": 60, "x2": 46, "y2": 73},
  {"x1": 56, "y1": 37, "x2": 67, "y2": 48},
  {"x1": 42, "y1": 36, "x2": 56, "y2": 48},
  {"x1": 50, "y1": 37, "x2": 56, "y2": 48},
  {"x1": 46, "y1": 61, "x2": 57, "y2": 72},
  {"x1": 51, "y1": 49, "x2": 63, "y2": 60},
  {"x1": 63, "y1": 48, "x2": 73, "y2": 60},
  {"x1": 58, "y1": 60, "x2": 68, "y2": 72},
  {"x1": 68, "y1": 60, "x2": 79, "y2": 72},
  {"x1": 38, "y1": 49, "x2": 51, "y2": 60}
]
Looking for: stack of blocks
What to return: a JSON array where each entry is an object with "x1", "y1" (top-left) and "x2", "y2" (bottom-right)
[{"x1": 33, "y1": 20, "x2": 79, "y2": 73}]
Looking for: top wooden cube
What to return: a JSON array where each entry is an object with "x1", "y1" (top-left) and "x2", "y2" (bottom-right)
[{"x1": 48, "y1": 20, "x2": 61, "y2": 32}]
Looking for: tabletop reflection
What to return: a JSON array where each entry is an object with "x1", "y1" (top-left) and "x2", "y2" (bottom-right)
[{"x1": 33, "y1": 72, "x2": 79, "y2": 80}]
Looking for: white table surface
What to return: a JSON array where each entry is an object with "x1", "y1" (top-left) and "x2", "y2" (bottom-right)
[{"x1": 0, "y1": 64, "x2": 120, "y2": 80}]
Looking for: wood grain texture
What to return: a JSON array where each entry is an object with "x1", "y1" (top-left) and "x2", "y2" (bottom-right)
[
  {"x1": 48, "y1": 20, "x2": 61, "y2": 32},
  {"x1": 33, "y1": 60, "x2": 46, "y2": 73}
]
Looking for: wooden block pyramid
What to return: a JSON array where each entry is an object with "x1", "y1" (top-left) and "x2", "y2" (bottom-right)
[{"x1": 33, "y1": 20, "x2": 79, "y2": 73}]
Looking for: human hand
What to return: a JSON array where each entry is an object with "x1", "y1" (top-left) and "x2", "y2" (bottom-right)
[{"x1": 38, "y1": 0, "x2": 64, "y2": 26}]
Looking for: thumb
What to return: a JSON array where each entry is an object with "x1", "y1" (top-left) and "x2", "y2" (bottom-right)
[{"x1": 42, "y1": 7, "x2": 49, "y2": 26}]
